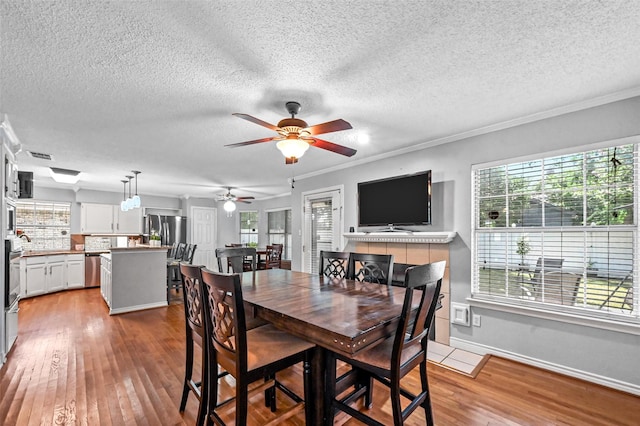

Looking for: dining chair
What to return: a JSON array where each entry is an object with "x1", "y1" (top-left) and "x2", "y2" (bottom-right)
[
  {"x1": 348, "y1": 252, "x2": 395, "y2": 285},
  {"x1": 258, "y1": 244, "x2": 283, "y2": 270},
  {"x1": 215, "y1": 247, "x2": 257, "y2": 273},
  {"x1": 326, "y1": 260, "x2": 447, "y2": 425},
  {"x1": 177, "y1": 263, "x2": 229, "y2": 426},
  {"x1": 182, "y1": 243, "x2": 197, "y2": 264},
  {"x1": 199, "y1": 268, "x2": 315, "y2": 425},
  {"x1": 167, "y1": 244, "x2": 198, "y2": 303},
  {"x1": 319, "y1": 250, "x2": 350, "y2": 278},
  {"x1": 168, "y1": 242, "x2": 179, "y2": 259}
]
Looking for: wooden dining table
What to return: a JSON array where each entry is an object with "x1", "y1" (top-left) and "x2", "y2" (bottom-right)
[{"x1": 239, "y1": 269, "x2": 409, "y2": 425}]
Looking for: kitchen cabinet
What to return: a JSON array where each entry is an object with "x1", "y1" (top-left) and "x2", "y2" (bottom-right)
[
  {"x1": 22, "y1": 255, "x2": 66, "y2": 297},
  {"x1": 66, "y1": 254, "x2": 85, "y2": 288},
  {"x1": 81, "y1": 203, "x2": 141, "y2": 234},
  {"x1": 21, "y1": 254, "x2": 85, "y2": 296},
  {"x1": 100, "y1": 254, "x2": 112, "y2": 307}
]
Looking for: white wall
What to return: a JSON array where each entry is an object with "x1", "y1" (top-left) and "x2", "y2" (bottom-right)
[
  {"x1": 214, "y1": 195, "x2": 292, "y2": 249},
  {"x1": 290, "y1": 96, "x2": 640, "y2": 393}
]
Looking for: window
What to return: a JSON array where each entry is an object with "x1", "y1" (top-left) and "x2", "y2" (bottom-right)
[
  {"x1": 239, "y1": 211, "x2": 258, "y2": 247},
  {"x1": 16, "y1": 200, "x2": 71, "y2": 250},
  {"x1": 472, "y1": 142, "x2": 638, "y2": 323},
  {"x1": 267, "y1": 209, "x2": 292, "y2": 260}
]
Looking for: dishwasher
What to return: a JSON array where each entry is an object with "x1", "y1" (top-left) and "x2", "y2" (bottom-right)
[{"x1": 84, "y1": 253, "x2": 102, "y2": 288}]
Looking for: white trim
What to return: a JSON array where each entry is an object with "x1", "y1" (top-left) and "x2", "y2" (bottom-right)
[
  {"x1": 472, "y1": 134, "x2": 640, "y2": 170},
  {"x1": 109, "y1": 301, "x2": 168, "y2": 315},
  {"x1": 467, "y1": 297, "x2": 640, "y2": 335},
  {"x1": 301, "y1": 185, "x2": 345, "y2": 273},
  {"x1": 449, "y1": 337, "x2": 640, "y2": 396},
  {"x1": 343, "y1": 231, "x2": 456, "y2": 244},
  {"x1": 294, "y1": 89, "x2": 640, "y2": 183}
]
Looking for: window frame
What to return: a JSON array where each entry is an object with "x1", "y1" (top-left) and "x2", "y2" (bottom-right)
[
  {"x1": 470, "y1": 136, "x2": 639, "y2": 334},
  {"x1": 266, "y1": 208, "x2": 292, "y2": 260},
  {"x1": 238, "y1": 210, "x2": 259, "y2": 247}
]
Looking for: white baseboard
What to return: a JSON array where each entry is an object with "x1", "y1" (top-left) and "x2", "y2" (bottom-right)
[
  {"x1": 109, "y1": 301, "x2": 168, "y2": 315},
  {"x1": 449, "y1": 337, "x2": 640, "y2": 396}
]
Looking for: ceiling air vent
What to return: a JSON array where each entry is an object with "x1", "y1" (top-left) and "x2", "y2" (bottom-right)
[{"x1": 27, "y1": 151, "x2": 54, "y2": 161}]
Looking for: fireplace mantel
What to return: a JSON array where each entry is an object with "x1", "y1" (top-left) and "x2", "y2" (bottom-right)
[{"x1": 343, "y1": 231, "x2": 456, "y2": 244}]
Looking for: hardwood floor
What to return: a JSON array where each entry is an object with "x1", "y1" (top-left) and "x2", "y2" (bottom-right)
[{"x1": 1, "y1": 288, "x2": 638, "y2": 425}]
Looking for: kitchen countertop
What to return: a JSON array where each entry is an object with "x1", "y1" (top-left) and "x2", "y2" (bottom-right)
[
  {"x1": 21, "y1": 246, "x2": 169, "y2": 257},
  {"x1": 110, "y1": 245, "x2": 170, "y2": 251},
  {"x1": 21, "y1": 250, "x2": 87, "y2": 257}
]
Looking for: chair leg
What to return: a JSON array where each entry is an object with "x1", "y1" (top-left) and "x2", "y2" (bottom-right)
[
  {"x1": 420, "y1": 361, "x2": 435, "y2": 426},
  {"x1": 196, "y1": 344, "x2": 208, "y2": 426},
  {"x1": 390, "y1": 375, "x2": 403, "y2": 426},
  {"x1": 180, "y1": 335, "x2": 194, "y2": 411},
  {"x1": 237, "y1": 377, "x2": 249, "y2": 426}
]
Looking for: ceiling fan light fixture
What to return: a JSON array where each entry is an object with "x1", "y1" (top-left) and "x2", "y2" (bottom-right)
[
  {"x1": 277, "y1": 138, "x2": 309, "y2": 161},
  {"x1": 224, "y1": 199, "x2": 236, "y2": 213}
]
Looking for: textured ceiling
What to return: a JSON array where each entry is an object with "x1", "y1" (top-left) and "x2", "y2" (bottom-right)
[{"x1": 2, "y1": 1, "x2": 640, "y2": 200}]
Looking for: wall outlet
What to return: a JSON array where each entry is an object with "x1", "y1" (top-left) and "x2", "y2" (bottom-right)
[{"x1": 472, "y1": 314, "x2": 481, "y2": 327}]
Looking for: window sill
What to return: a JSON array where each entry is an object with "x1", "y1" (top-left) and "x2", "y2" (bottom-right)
[{"x1": 467, "y1": 296, "x2": 640, "y2": 336}]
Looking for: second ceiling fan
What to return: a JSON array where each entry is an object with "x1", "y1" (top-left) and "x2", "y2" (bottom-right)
[{"x1": 226, "y1": 101, "x2": 357, "y2": 164}]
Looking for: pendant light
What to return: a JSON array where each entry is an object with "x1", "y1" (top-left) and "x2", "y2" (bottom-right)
[
  {"x1": 131, "y1": 170, "x2": 141, "y2": 208},
  {"x1": 125, "y1": 175, "x2": 134, "y2": 210},
  {"x1": 120, "y1": 179, "x2": 129, "y2": 212}
]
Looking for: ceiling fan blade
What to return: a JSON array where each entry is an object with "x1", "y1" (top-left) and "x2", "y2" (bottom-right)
[
  {"x1": 307, "y1": 137, "x2": 357, "y2": 157},
  {"x1": 237, "y1": 199, "x2": 252, "y2": 204},
  {"x1": 305, "y1": 119, "x2": 352, "y2": 135},
  {"x1": 232, "y1": 113, "x2": 280, "y2": 131},
  {"x1": 225, "y1": 137, "x2": 277, "y2": 148},
  {"x1": 236, "y1": 196, "x2": 255, "y2": 201}
]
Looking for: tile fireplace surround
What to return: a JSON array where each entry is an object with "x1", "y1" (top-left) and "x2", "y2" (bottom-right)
[{"x1": 343, "y1": 231, "x2": 456, "y2": 345}]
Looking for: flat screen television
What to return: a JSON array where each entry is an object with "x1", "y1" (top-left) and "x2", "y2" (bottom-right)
[{"x1": 357, "y1": 170, "x2": 432, "y2": 228}]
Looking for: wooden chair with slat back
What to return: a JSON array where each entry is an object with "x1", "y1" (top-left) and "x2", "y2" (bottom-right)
[
  {"x1": 215, "y1": 247, "x2": 257, "y2": 273},
  {"x1": 167, "y1": 244, "x2": 198, "y2": 303},
  {"x1": 200, "y1": 268, "x2": 315, "y2": 425},
  {"x1": 326, "y1": 260, "x2": 447, "y2": 426},
  {"x1": 319, "y1": 250, "x2": 350, "y2": 279},
  {"x1": 168, "y1": 242, "x2": 179, "y2": 259}
]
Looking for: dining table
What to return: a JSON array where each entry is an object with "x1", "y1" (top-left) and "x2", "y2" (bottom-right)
[{"x1": 238, "y1": 268, "x2": 410, "y2": 425}]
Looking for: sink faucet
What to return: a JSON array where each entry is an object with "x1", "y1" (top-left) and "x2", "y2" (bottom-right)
[{"x1": 19, "y1": 234, "x2": 31, "y2": 242}]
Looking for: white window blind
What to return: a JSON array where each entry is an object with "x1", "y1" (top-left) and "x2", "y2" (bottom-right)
[
  {"x1": 267, "y1": 209, "x2": 292, "y2": 260},
  {"x1": 472, "y1": 143, "x2": 638, "y2": 322}
]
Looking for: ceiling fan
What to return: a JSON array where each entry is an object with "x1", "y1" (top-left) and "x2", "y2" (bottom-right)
[
  {"x1": 217, "y1": 187, "x2": 254, "y2": 204},
  {"x1": 226, "y1": 101, "x2": 357, "y2": 164}
]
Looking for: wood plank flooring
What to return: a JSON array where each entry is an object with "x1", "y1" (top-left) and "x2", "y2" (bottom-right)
[{"x1": 1, "y1": 288, "x2": 639, "y2": 425}]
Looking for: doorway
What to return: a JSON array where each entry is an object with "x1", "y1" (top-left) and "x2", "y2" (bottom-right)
[
  {"x1": 190, "y1": 206, "x2": 217, "y2": 270},
  {"x1": 302, "y1": 187, "x2": 343, "y2": 274}
]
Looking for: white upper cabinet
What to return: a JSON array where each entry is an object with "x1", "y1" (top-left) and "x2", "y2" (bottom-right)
[{"x1": 81, "y1": 203, "x2": 142, "y2": 234}]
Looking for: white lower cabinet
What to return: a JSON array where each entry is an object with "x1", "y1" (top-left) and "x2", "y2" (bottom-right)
[
  {"x1": 100, "y1": 254, "x2": 112, "y2": 307},
  {"x1": 66, "y1": 254, "x2": 85, "y2": 289},
  {"x1": 21, "y1": 254, "x2": 86, "y2": 297}
]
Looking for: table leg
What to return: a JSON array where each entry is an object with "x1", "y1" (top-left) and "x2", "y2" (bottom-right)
[{"x1": 310, "y1": 346, "x2": 326, "y2": 426}]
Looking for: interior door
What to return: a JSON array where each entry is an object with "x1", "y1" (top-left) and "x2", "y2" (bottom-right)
[
  {"x1": 302, "y1": 187, "x2": 343, "y2": 274},
  {"x1": 190, "y1": 207, "x2": 217, "y2": 270}
]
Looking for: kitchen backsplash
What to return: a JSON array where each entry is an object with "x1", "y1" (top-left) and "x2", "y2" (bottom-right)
[{"x1": 84, "y1": 236, "x2": 112, "y2": 251}]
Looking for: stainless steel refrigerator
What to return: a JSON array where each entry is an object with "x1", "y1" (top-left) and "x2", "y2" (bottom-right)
[{"x1": 144, "y1": 215, "x2": 187, "y2": 246}]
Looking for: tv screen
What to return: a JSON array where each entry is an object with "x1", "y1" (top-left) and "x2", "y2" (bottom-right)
[{"x1": 358, "y1": 170, "x2": 432, "y2": 227}]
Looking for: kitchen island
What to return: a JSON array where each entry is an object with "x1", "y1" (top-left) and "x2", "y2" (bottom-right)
[{"x1": 100, "y1": 245, "x2": 169, "y2": 314}]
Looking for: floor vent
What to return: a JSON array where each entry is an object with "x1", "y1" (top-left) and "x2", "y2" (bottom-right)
[{"x1": 27, "y1": 151, "x2": 53, "y2": 160}]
